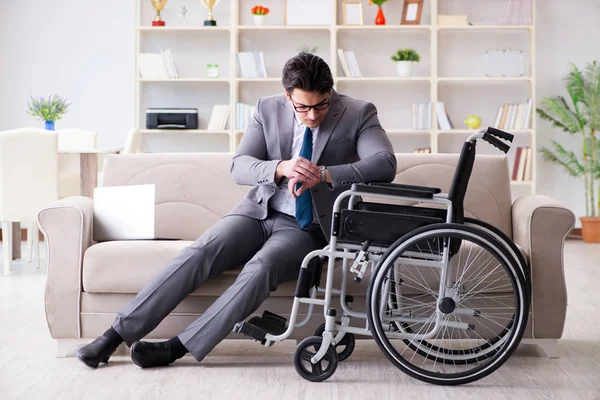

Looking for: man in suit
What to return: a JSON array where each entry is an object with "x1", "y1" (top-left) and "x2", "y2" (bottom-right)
[{"x1": 76, "y1": 52, "x2": 397, "y2": 369}]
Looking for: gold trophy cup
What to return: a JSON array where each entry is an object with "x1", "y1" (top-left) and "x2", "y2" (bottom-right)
[
  {"x1": 151, "y1": 0, "x2": 168, "y2": 26},
  {"x1": 200, "y1": 0, "x2": 221, "y2": 26}
]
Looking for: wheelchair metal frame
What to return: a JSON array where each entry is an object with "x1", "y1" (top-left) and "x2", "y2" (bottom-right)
[{"x1": 234, "y1": 127, "x2": 526, "y2": 384}]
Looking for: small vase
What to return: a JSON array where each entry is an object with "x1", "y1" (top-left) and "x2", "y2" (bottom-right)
[
  {"x1": 44, "y1": 121, "x2": 55, "y2": 131},
  {"x1": 396, "y1": 61, "x2": 413, "y2": 77},
  {"x1": 253, "y1": 15, "x2": 265, "y2": 26},
  {"x1": 375, "y1": 7, "x2": 386, "y2": 25}
]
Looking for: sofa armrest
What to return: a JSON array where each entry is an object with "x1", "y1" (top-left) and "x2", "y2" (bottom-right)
[
  {"x1": 512, "y1": 195, "x2": 575, "y2": 339},
  {"x1": 37, "y1": 196, "x2": 95, "y2": 339}
]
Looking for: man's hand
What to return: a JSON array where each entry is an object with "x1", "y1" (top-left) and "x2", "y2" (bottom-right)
[
  {"x1": 275, "y1": 157, "x2": 320, "y2": 182},
  {"x1": 288, "y1": 176, "x2": 319, "y2": 198}
]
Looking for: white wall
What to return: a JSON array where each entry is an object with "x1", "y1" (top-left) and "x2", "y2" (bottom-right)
[
  {"x1": 535, "y1": 1, "x2": 600, "y2": 225},
  {"x1": 1, "y1": 0, "x2": 135, "y2": 148},
  {"x1": 1, "y1": 0, "x2": 599, "y2": 224}
]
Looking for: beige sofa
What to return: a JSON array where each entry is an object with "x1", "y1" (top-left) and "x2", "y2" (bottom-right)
[{"x1": 38, "y1": 153, "x2": 575, "y2": 358}]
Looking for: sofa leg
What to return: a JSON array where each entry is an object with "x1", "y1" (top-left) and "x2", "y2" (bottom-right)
[
  {"x1": 56, "y1": 339, "x2": 82, "y2": 358},
  {"x1": 521, "y1": 338, "x2": 559, "y2": 358}
]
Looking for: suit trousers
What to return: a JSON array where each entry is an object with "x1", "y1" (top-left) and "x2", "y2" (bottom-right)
[{"x1": 111, "y1": 209, "x2": 327, "y2": 362}]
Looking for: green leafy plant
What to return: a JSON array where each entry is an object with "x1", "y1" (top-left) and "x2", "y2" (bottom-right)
[
  {"x1": 369, "y1": 0, "x2": 390, "y2": 6},
  {"x1": 391, "y1": 48, "x2": 421, "y2": 62},
  {"x1": 537, "y1": 61, "x2": 600, "y2": 217},
  {"x1": 27, "y1": 94, "x2": 70, "y2": 122}
]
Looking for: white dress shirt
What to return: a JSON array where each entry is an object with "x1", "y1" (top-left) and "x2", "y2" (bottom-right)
[{"x1": 270, "y1": 115, "x2": 320, "y2": 218}]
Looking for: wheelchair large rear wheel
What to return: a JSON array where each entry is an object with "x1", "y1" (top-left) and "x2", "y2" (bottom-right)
[
  {"x1": 396, "y1": 219, "x2": 531, "y2": 365},
  {"x1": 367, "y1": 223, "x2": 528, "y2": 385}
]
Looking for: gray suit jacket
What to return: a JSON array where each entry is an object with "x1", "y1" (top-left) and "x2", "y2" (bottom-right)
[{"x1": 229, "y1": 90, "x2": 397, "y2": 237}]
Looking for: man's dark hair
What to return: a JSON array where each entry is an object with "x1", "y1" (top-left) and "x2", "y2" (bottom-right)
[{"x1": 281, "y1": 52, "x2": 334, "y2": 95}]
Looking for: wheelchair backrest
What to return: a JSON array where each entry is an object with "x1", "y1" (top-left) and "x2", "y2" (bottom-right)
[{"x1": 391, "y1": 153, "x2": 513, "y2": 239}]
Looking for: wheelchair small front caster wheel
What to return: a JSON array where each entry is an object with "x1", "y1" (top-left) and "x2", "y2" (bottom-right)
[
  {"x1": 315, "y1": 323, "x2": 356, "y2": 361},
  {"x1": 293, "y1": 336, "x2": 338, "y2": 382}
]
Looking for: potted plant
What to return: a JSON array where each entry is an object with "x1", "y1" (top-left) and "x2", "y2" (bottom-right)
[
  {"x1": 251, "y1": 5, "x2": 270, "y2": 26},
  {"x1": 391, "y1": 48, "x2": 420, "y2": 77},
  {"x1": 537, "y1": 61, "x2": 600, "y2": 242},
  {"x1": 27, "y1": 94, "x2": 70, "y2": 131},
  {"x1": 368, "y1": 0, "x2": 390, "y2": 25}
]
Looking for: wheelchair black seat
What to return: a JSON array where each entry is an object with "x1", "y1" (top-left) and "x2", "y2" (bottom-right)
[{"x1": 338, "y1": 201, "x2": 447, "y2": 247}]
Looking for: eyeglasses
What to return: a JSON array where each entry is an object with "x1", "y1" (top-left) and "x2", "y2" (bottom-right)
[{"x1": 289, "y1": 94, "x2": 330, "y2": 113}]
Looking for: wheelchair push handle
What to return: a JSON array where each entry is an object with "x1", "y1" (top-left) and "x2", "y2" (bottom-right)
[
  {"x1": 482, "y1": 132, "x2": 511, "y2": 154},
  {"x1": 486, "y1": 127, "x2": 514, "y2": 142}
]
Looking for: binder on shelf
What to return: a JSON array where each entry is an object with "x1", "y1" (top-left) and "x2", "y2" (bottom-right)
[
  {"x1": 235, "y1": 103, "x2": 256, "y2": 131},
  {"x1": 237, "y1": 51, "x2": 267, "y2": 78},
  {"x1": 337, "y1": 49, "x2": 361, "y2": 77},
  {"x1": 207, "y1": 105, "x2": 230, "y2": 131},
  {"x1": 436, "y1": 102, "x2": 453, "y2": 130},
  {"x1": 412, "y1": 102, "x2": 432, "y2": 130},
  {"x1": 137, "y1": 50, "x2": 179, "y2": 79},
  {"x1": 500, "y1": 0, "x2": 532, "y2": 25}
]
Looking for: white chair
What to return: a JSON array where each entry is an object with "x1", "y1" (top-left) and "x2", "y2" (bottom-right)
[
  {"x1": 123, "y1": 127, "x2": 141, "y2": 154},
  {"x1": 57, "y1": 129, "x2": 97, "y2": 198},
  {"x1": 0, "y1": 128, "x2": 59, "y2": 275}
]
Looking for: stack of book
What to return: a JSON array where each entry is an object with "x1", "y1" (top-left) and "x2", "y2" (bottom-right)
[
  {"x1": 237, "y1": 52, "x2": 267, "y2": 78},
  {"x1": 337, "y1": 49, "x2": 362, "y2": 77},
  {"x1": 235, "y1": 103, "x2": 256, "y2": 131},
  {"x1": 137, "y1": 50, "x2": 179, "y2": 79},
  {"x1": 512, "y1": 146, "x2": 533, "y2": 181},
  {"x1": 207, "y1": 105, "x2": 230, "y2": 131},
  {"x1": 492, "y1": 99, "x2": 533, "y2": 130},
  {"x1": 411, "y1": 102, "x2": 432, "y2": 130}
]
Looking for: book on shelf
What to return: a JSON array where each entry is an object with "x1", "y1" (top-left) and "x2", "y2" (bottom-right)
[
  {"x1": 413, "y1": 147, "x2": 431, "y2": 154},
  {"x1": 207, "y1": 105, "x2": 230, "y2": 131},
  {"x1": 235, "y1": 103, "x2": 256, "y2": 131},
  {"x1": 237, "y1": 51, "x2": 267, "y2": 78},
  {"x1": 500, "y1": 0, "x2": 532, "y2": 25},
  {"x1": 436, "y1": 101, "x2": 454, "y2": 130},
  {"x1": 336, "y1": 49, "x2": 362, "y2": 77},
  {"x1": 492, "y1": 99, "x2": 533, "y2": 130},
  {"x1": 137, "y1": 49, "x2": 179, "y2": 79},
  {"x1": 511, "y1": 146, "x2": 532, "y2": 181},
  {"x1": 411, "y1": 102, "x2": 432, "y2": 130}
]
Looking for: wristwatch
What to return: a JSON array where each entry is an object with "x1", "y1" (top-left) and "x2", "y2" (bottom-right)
[{"x1": 319, "y1": 165, "x2": 327, "y2": 183}]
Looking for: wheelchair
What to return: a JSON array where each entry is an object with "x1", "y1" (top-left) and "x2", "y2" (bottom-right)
[{"x1": 234, "y1": 127, "x2": 530, "y2": 386}]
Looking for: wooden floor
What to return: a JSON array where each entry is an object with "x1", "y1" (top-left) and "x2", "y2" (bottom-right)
[{"x1": 1, "y1": 240, "x2": 600, "y2": 399}]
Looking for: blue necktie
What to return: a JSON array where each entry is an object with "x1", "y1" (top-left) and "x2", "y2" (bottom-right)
[{"x1": 295, "y1": 126, "x2": 313, "y2": 229}]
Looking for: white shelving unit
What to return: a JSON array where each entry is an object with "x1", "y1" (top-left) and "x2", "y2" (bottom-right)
[{"x1": 134, "y1": 0, "x2": 536, "y2": 195}]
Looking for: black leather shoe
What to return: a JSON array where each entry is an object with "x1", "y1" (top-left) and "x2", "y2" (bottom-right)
[
  {"x1": 76, "y1": 336, "x2": 119, "y2": 369},
  {"x1": 130, "y1": 340, "x2": 177, "y2": 368}
]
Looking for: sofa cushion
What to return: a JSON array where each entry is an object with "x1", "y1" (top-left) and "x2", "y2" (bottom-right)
[{"x1": 82, "y1": 240, "x2": 368, "y2": 297}]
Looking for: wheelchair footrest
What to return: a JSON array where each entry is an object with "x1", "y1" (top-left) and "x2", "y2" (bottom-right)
[{"x1": 233, "y1": 311, "x2": 287, "y2": 344}]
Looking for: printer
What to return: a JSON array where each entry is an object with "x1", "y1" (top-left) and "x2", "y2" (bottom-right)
[{"x1": 146, "y1": 108, "x2": 199, "y2": 129}]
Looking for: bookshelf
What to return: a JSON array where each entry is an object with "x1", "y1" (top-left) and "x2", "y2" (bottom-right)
[{"x1": 134, "y1": 0, "x2": 536, "y2": 196}]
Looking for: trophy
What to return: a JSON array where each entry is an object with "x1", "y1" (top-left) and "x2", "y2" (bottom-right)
[
  {"x1": 200, "y1": 0, "x2": 221, "y2": 26},
  {"x1": 151, "y1": 0, "x2": 167, "y2": 26}
]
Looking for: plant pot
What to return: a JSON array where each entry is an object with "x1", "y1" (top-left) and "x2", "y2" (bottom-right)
[
  {"x1": 44, "y1": 121, "x2": 55, "y2": 131},
  {"x1": 253, "y1": 15, "x2": 265, "y2": 25},
  {"x1": 580, "y1": 217, "x2": 600, "y2": 243},
  {"x1": 375, "y1": 7, "x2": 386, "y2": 25},
  {"x1": 396, "y1": 61, "x2": 413, "y2": 77}
]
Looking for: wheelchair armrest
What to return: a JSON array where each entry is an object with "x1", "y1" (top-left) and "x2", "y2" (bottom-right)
[{"x1": 352, "y1": 182, "x2": 441, "y2": 199}]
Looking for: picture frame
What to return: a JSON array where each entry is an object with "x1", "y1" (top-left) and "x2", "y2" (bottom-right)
[
  {"x1": 342, "y1": 2, "x2": 363, "y2": 25},
  {"x1": 401, "y1": 0, "x2": 424, "y2": 25},
  {"x1": 285, "y1": 0, "x2": 333, "y2": 26}
]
